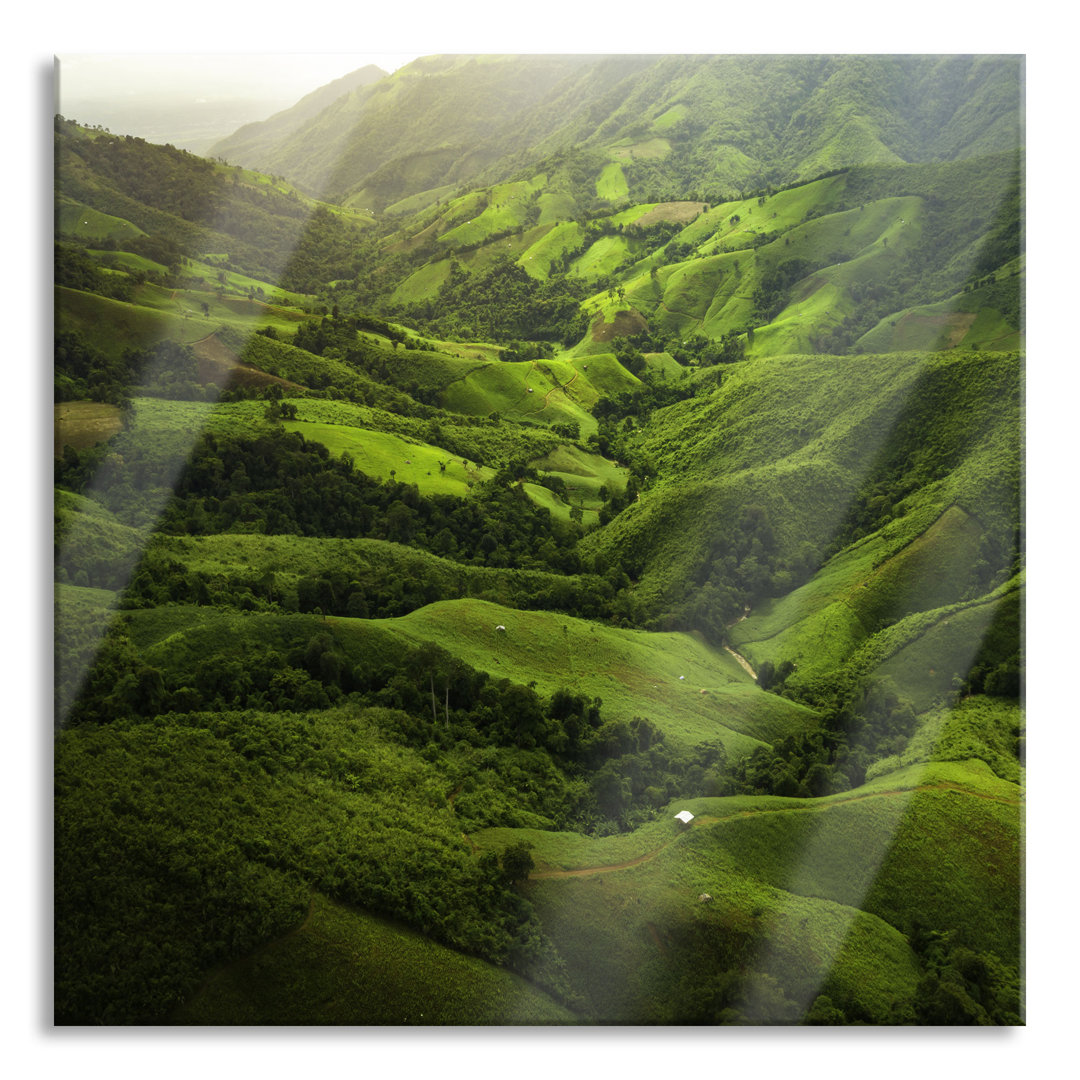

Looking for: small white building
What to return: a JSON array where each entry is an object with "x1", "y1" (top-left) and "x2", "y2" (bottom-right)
[{"x1": 674, "y1": 810, "x2": 695, "y2": 825}]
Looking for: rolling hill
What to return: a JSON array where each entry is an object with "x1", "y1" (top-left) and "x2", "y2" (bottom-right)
[{"x1": 53, "y1": 52, "x2": 1024, "y2": 1027}]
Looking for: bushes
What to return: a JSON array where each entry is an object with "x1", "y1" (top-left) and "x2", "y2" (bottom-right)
[
  {"x1": 54, "y1": 711, "x2": 549, "y2": 1022},
  {"x1": 149, "y1": 427, "x2": 583, "y2": 577}
]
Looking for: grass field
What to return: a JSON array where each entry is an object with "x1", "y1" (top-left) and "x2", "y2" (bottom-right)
[
  {"x1": 596, "y1": 163, "x2": 629, "y2": 202},
  {"x1": 729, "y1": 504, "x2": 988, "y2": 680},
  {"x1": 600, "y1": 182, "x2": 988, "y2": 360},
  {"x1": 54, "y1": 402, "x2": 124, "y2": 455},
  {"x1": 56, "y1": 285, "x2": 213, "y2": 355},
  {"x1": 280, "y1": 420, "x2": 496, "y2": 495},
  {"x1": 55, "y1": 488, "x2": 147, "y2": 593},
  {"x1": 607, "y1": 138, "x2": 671, "y2": 161},
  {"x1": 435, "y1": 178, "x2": 542, "y2": 250},
  {"x1": 181, "y1": 258, "x2": 310, "y2": 307},
  {"x1": 518, "y1": 221, "x2": 583, "y2": 280},
  {"x1": 366, "y1": 598, "x2": 817, "y2": 754},
  {"x1": 588, "y1": 348, "x2": 1020, "y2": 618},
  {"x1": 390, "y1": 258, "x2": 453, "y2": 304},
  {"x1": 537, "y1": 191, "x2": 579, "y2": 225},
  {"x1": 569, "y1": 235, "x2": 637, "y2": 281},
  {"x1": 868, "y1": 695, "x2": 1023, "y2": 785},
  {"x1": 89, "y1": 249, "x2": 168, "y2": 276},
  {"x1": 529, "y1": 444, "x2": 628, "y2": 511},
  {"x1": 858, "y1": 296, "x2": 1021, "y2": 353},
  {"x1": 517, "y1": 796, "x2": 924, "y2": 1023},
  {"x1": 438, "y1": 356, "x2": 616, "y2": 436},
  {"x1": 383, "y1": 183, "x2": 458, "y2": 217},
  {"x1": 54, "y1": 73, "x2": 1024, "y2": 1028},
  {"x1": 144, "y1": 532, "x2": 583, "y2": 613},
  {"x1": 471, "y1": 754, "x2": 1019, "y2": 1021},
  {"x1": 55, "y1": 284, "x2": 308, "y2": 359},
  {"x1": 56, "y1": 197, "x2": 145, "y2": 242}
]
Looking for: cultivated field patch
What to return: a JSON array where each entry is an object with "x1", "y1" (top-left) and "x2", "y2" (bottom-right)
[{"x1": 54, "y1": 402, "x2": 124, "y2": 456}]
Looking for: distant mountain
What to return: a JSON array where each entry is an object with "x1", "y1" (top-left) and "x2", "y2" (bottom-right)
[
  {"x1": 207, "y1": 64, "x2": 387, "y2": 167},
  {"x1": 210, "y1": 54, "x2": 614, "y2": 205},
  {"x1": 209, "y1": 54, "x2": 1022, "y2": 211}
]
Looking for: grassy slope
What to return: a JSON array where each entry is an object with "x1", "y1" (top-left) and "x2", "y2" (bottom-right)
[
  {"x1": 867, "y1": 695, "x2": 1023, "y2": 785},
  {"x1": 55, "y1": 284, "x2": 307, "y2": 358},
  {"x1": 56, "y1": 197, "x2": 146, "y2": 241},
  {"x1": 519, "y1": 221, "x2": 584, "y2": 279},
  {"x1": 857, "y1": 275, "x2": 1023, "y2": 354},
  {"x1": 473, "y1": 754, "x2": 1018, "y2": 1022},
  {"x1": 145, "y1": 532, "x2": 567, "y2": 597},
  {"x1": 174, "y1": 892, "x2": 578, "y2": 1025},
  {"x1": 55, "y1": 489, "x2": 147, "y2": 586},
  {"x1": 365, "y1": 598, "x2": 816, "y2": 754},
  {"x1": 549, "y1": 155, "x2": 1020, "y2": 355},
  {"x1": 529, "y1": 445, "x2": 628, "y2": 509},
  {"x1": 589, "y1": 349, "x2": 1020, "y2": 614},
  {"x1": 681, "y1": 760, "x2": 1021, "y2": 961},
  {"x1": 280, "y1": 419, "x2": 495, "y2": 496},
  {"x1": 54, "y1": 402, "x2": 124, "y2": 455},
  {"x1": 437, "y1": 353, "x2": 641, "y2": 437},
  {"x1": 729, "y1": 505, "x2": 992, "y2": 678},
  {"x1": 272, "y1": 396, "x2": 617, "y2": 521}
]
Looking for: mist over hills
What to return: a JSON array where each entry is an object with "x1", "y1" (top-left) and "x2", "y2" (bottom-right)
[
  {"x1": 209, "y1": 54, "x2": 1022, "y2": 209},
  {"x1": 203, "y1": 64, "x2": 387, "y2": 164}
]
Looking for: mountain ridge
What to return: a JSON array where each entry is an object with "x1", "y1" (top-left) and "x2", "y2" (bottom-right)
[{"x1": 208, "y1": 54, "x2": 1023, "y2": 211}]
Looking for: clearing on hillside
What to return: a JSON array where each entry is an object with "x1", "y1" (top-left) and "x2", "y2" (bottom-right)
[
  {"x1": 54, "y1": 402, "x2": 124, "y2": 456},
  {"x1": 368, "y1": 597, "x2": 816, "y2": 754}
]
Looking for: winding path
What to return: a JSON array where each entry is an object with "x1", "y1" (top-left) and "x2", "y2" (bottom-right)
[
  {"x1": 724, "y1": 646, "x2": 757, "y2": 680},
  {"x1": 527, "y1": 778, "x2": 1021, "y2": 881},
  {"x1": 544, "y1": 369, "x2": 579, "y2": 408}
]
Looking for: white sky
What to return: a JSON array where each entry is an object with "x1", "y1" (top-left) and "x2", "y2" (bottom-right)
[{"x1": 57, "y1": 52, "x2": 421, "y2": 105}]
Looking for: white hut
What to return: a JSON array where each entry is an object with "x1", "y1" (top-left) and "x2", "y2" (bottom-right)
[{"x1": 674, "y1": 810, "x2": 695, "y2": 825}]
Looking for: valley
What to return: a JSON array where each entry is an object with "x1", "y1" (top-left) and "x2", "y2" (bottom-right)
[{"x1": 53, "y1": 53, "x2": 1024, "y2": 1026}]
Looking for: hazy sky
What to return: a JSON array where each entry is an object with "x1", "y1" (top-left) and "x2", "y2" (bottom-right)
[{"x1": 57, "y1": 53, "x2": 421, "y2": 106}]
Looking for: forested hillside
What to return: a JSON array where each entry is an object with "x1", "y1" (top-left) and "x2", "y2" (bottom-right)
[{"x1": 54, "y1": 53, "x2": 1024, "y2": 1026}]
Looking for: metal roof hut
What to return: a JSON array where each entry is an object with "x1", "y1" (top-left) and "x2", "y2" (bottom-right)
[{"x1": 674, "y1": 810, "x2": 695, "y2": 825}]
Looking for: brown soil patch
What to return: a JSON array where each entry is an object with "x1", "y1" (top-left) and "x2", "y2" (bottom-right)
[
  {"x1": 646, "y1": 923, "x2": 668, "y2": 954},
  {"x1": 54, "y1": 402, "x2": 123, "y2": 456},
  {"x1": 896, "y1": 310, "x2": 976, "y2": 349},
  {"x1": 724, "y1": 646, "x2": 756, "y2": 680},
  {"x1": 191, "y1": 334, "x2": 305, "y2": 393},
  {"x1": 633, "y1": 202, "x2": 706, "y2": 228},
  {"x1": 590, "y1": 309, "x2": 649, "y2": 342}
]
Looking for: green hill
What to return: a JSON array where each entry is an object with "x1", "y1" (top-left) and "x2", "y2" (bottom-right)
[
  {"x1": 54, "y1": 53, "x2": 1024, "y2": 1027},
  {"x1": 370, "y1": 598, "x2": 816, "y2": 755},
  {"x1": 209, "y1": 55, "x2": 1021, "y2": 213},
  {"x1": 173, "y1": 892, "x2": 578, "y2": 1025},
  {"x1": 585, "y1": 349, "x2": 1020, "y2": 621}
]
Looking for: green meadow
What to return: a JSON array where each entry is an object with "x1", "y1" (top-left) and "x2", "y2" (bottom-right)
[
  {"x1": 370, "y1": 598, "x2": 816, "y2": 753},
  {"x1": 280, "y1": 420, "x2": 495, "y2": 496},
  {"x1": 56, "y1": 197, "x2": 146, "y2": 242},
  {"x1": 596, "y1": 162, "x2": 629, "y2": 202}
]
